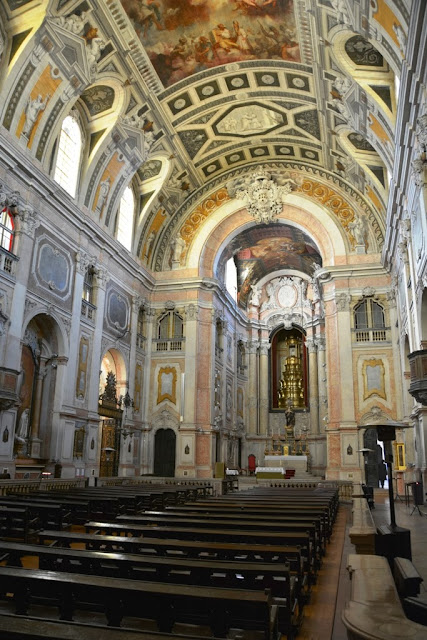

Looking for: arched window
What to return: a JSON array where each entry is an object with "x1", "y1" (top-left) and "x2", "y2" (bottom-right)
[
  {"x1": 225, "y1": 257, "x2": 237, "y2": 301},
  {"x1": 117, "y1": 186, "x2": 134, "y2": 251},
  {"x1": 81, "y1": 265, "x2": 96, "y2": 320},
  {"x1": 0, "y1": 208, "x2": 14, "y2": 253},
  {"x1": 156, "y1": 310, "x2": 184, "y2": 351},
  {"x1": 354, "y1": 299, "x2": 386, "y2": 342},
  {"x1": 53, "y1": 114, "x2": 82, "y2": 197},
  {"x1": 82, "y1": 266, "x2": 95, "y2": 304}
]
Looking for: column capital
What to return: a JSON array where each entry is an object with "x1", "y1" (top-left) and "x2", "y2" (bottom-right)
[
  {"x1": 95, "y1": 265, "x2": 109, "y2": 289},
  {"x1": 305, "y1": 338, "x2": 317, "y2": 354},
  {"x1": 247, "y1": 340, "x2": 259, "y2": 354},
  {"x1": 335, "y1": 292, "x2": 351, "y2": 312},
  {"x1": 16, "y1": 204, "x2": 39, "y2": 237},
  {"x1": 185, "y1": 303, "x2": 199, "y2": 319},
  {"x1": 132, "y1": 294, "x2": 144, "y2": 313},
  {"x1": 315, "y1": 336, "x2": 326, "y2": 351},
  {"x1": 76, "y1": 250, "x2": 93, "y2": 274},
  {"x1": 259, "y1": 341, "x2": 270, "y2": 356}
]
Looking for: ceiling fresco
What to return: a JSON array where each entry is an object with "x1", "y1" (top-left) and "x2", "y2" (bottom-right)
[
  {"x1": 0, "y1": 0, "x2": 406, "y2": 296},
  {"x1": 218, "y1": 224, "x2": 321, "y2": 308},
  {"x1": 120, "y1": 0, "x2": 300, "y2": 87}
]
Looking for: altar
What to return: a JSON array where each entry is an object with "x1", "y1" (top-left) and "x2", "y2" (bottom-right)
[{"x1": 264, "y1": 454, "x2": 308, "y2": 474}]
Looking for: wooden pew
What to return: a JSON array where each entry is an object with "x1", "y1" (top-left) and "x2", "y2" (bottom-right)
[
  {"x1": 151, "y1": 507, "x2": 330, "y2": 545},
  {"x1": 0, "y1": 539, "x2": 300, "y2": 634},
  {"x1": 0, "y1": 565, "x2": 280, "y2": 639},
  {"x1": 0, "y1": 506, "x2": 39, "y2": 542},
  {"x1": 115, "y1": 513, "x2": 323, "y2": 567},
  {"x1": 164, "y1": 503, "x2": 332, "y2": 539},
  {"x1": 0, "y1": 498, "x2": 70, "y2": 530},
  {"x1": 84, "y1": 520, "x2": 316, "y2": 580},
  {"x1": 0, "y1": 612, "x2": 224, "y2": 640}
]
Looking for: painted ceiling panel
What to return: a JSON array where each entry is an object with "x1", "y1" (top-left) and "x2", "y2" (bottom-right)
[{"x1": 120, "y1": 0, "x2": 300, "y2": 87}]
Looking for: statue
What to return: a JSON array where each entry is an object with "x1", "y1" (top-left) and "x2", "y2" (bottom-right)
[
  {"x1": 22, "y1": 94, "x2": 50, "y2": 138},
  {"x1": 144, "y1": 230, "x2": 156, "y2": 261},
  {"x1": 53, "y1": 11, "x2": 90, "y2": 35},
  {"x1": 171, "y1": 235, "x2": 185, "y2": 264},
  {"x1": 349, "y1": 214, "x2": 368, "y2": 248},
  {"x1": 86, "y1": 37, "x2": 105, "y2": 70},
  {"x1": 15, "y1": 408, "x2": 30, "y2": 443},
  {"x1": 285, "y1": 406, "x2": 295, "y2": 430},
  {"x1": 95, "y1": 177, "x2": 110, "y2": 215},
  {"x1": 250, "y1": 285, "x2": 261, "y2": 307}
]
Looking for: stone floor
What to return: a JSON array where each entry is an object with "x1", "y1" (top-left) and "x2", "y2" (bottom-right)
[{"x1": 296, "y1": 488, "x2": 427, "y2": 640}]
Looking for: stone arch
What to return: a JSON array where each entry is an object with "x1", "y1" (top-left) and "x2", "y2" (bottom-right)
[
  {"x1": 17, "y1": 312, "x2": 65, "y2": 459},
  {"x1": 99, "y1": 347, "x2": 128, "y2": 400},
  {"x1": 193, "y1": 195, "x2": 348, "y2": 280}
]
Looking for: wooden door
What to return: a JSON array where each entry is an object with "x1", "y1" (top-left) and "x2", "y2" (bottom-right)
[{"x1": 153, "y1": 428, "x2": 176, "y2": 477}]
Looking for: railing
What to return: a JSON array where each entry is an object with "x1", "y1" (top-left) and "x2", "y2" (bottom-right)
[
  {"x1": 0, "y1": 478, "x2": 86, "y2": 495},
  {"x1": 0, "y1": 247, "x2": 18, "y2": 276},
  {"x1": 81, "y1": 299, "x2": 96, "y2": 322},
  {"x1": 354, "y1": 328, "x2": 388, "y2": 343},
  {"x1": 154, "y1": 337, "x2": 185, "y2": 352}
]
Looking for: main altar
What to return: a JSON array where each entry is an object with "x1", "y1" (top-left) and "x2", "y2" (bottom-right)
[{"x1": 257, "y1": 405, "x2": 309, "y2": 478}]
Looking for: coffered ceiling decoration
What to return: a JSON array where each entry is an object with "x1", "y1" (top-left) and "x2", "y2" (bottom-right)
[{"x1": 0, "y1": 0, "x2": 409, "y2": 294}]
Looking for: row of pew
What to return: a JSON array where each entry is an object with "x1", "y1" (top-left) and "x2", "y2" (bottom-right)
[{"x1": 0, "y1": 482, "x2": 339, "y2": 640}]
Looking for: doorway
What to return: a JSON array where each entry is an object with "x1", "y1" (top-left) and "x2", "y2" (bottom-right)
[{"x1": 154, "y1": 428, "x2": 176, "y2": 477}]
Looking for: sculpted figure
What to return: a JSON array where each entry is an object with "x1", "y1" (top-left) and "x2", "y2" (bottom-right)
[{"x1": 22, "y1": 94, "x2": 50, "y2": 138}]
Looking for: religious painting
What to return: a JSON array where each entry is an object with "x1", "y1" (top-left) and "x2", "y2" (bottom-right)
[
  {"x1": 362, "y1": 358, "x2": 386, "y2": 400},
  {"x1": 120, "y1": 0, "x2": 300, "y2": 88},
  {"x1": 76, "y1": 337, "x2": 89, "y2": 400},
  {"x1": 134, "y1": 363, "x2": 142, "y2": 412},
  {"x1": 157, "y1": 366, "x2": 177, "y2": 404},
  {"x1": 237, "y1": 387, "x2": 243, "y2": 418}
]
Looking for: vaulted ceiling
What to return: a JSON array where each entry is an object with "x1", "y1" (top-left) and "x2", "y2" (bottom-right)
[{"x1": 1, "y1": 0, "x2": 407, "y2": 301}]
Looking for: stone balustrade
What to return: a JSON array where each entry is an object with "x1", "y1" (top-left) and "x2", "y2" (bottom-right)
[{"x1": 342, "y1": 554, "x2": 427, "y2": 639}]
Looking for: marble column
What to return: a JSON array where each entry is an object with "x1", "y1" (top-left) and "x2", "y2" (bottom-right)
[
  {"x1": 316, "y1": 336, "x2": 327, "y2": 430},
  {"x1": 87, "y1": 266, "x2": 108, "y2": 417},
  {"x1": 29, "y1": 363, "x2": 47, "y2": 457},
  {"x1": 128, "y1": 295, "x2": 142, "y2": 402},
  {"x1": 62, "y1": 251, "x2": 89, "y2": 408},
  {"x1": 4, "y1": 204, "x2": 39, "y2": 370},
  {"x1": 247, "y1": 340, "x2": 258, "y2": 435},
  {"x1": 259, "y1": 340, "x2": 270, "y2": 435},
  {"x1": 307, "y1": 339, "x2": 319, "y2": 435}
]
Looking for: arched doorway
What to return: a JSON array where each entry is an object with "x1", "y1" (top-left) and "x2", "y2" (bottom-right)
[
  {"x1": 98, "y1": 349, "x2": 127, "y2": 477},
  {"x1": 16, "y1": 314, "x2": 61, "y2": 460},
  {"x1": 154, "y1": 428, "x2": 176, "y2": 477}
]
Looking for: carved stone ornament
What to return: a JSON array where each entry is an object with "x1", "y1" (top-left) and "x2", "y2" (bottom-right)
[
  {"x1": 226, "y1": 168, "x2": 295, "y2": 224},
  {"x1": 415, "y1": 113, "x2": 427, "y2": 149},
  {"x1": 0, "y1": 184, "x2": 19, "y2": 210},
  {"x1": 51, "y1": 10, "x2": 92, "y2": 36},
  {"x1": 362, "y1": 286, "x2": 375, "y2": 297},
  {"x1": 412, "y1": 156, "x2": 427, "y2": 188},
  {"x1": 16, "y1": 205, "x2": 39, "y2": 236},
  {"x1": 335, "y1": 292, "x2": 351, "y2": 311}
]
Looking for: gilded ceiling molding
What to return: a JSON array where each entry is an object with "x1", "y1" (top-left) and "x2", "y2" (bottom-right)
[
  {"x1": 179, "y1": 188, "x2": 230, "y2": 263},
  {"x1": 152, "y1": 161, "x2": 384, "y2": 271}
]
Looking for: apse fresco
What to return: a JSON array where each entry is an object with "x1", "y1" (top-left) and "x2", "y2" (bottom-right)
[
  {"x1": 120, "y1": 0, "x2": 300, "y2": 87},
  {"x1": 218, "y1": 225, "x2": 321, "y2": 308}
]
